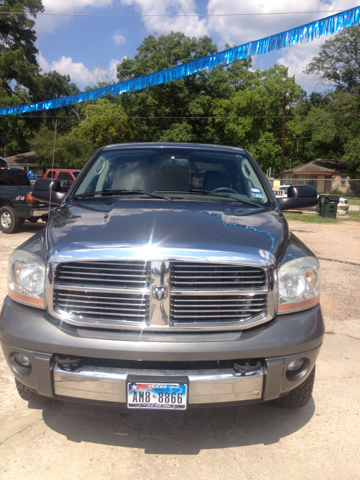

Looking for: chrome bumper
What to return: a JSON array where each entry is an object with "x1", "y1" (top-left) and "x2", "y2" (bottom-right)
[
  {"x1": 53, "y1": 364, "x2": 263, "y2": 404},
  {"x1": 30, "y1": 209, "x2": 50, "y2": 217}
]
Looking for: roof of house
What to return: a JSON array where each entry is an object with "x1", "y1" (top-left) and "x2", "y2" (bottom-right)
[
  {"x1": 284, "y1": 158, "x2": 347, "y2": 175},
  {"x1": 5, "y1": 151, "x2": 41, "y2": 168},
  {"x1": 5, "y1": 151, "x2": 39, "y2": 166}
]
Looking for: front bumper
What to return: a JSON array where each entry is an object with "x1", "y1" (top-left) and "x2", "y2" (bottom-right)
[{"x1": 0, "y1": 296, "x2": 324, "y2": 406}]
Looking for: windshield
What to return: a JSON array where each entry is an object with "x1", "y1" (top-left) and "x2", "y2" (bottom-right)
[{"x1": 74, "y1": 147, "x2": 270, "y2": 206}]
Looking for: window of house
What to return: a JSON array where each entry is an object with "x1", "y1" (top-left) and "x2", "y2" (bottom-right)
[
  {"x1": 340, "y1": 175, "x2": 348, "y2": 188},
  {"x1": 297, "y1": 174, "x2": 312, "y2": 185}
]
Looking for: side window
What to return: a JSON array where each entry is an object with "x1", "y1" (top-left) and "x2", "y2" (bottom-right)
[{"x1": 47, "y1": 171, "x2": 56, "y2": 179}]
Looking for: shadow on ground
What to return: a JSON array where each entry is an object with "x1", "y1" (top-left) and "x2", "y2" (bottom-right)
[
  {"x1": 37, "y1": 399, "x2": 315, "y2": 455},
  {"x1": 11, "y1": 221, "x2": 46, "y2": 235}
]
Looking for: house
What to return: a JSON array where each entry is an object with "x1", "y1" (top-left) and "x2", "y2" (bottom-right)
[
  {"x1": 283, "y1": 158, "x2": 348, "y2": 193},
  {"x1": 5, "y1": 151, "x2": 43, "y2": 176}
]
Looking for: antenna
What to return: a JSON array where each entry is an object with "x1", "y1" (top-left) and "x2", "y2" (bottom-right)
[{"x1": 48, "y1": 119, "x2": 57, "y2": 217}]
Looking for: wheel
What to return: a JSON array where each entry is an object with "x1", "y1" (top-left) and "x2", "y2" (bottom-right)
[
  {"x1": 0, "y1": 206, "x2": 20, "y2": 233},
  {"x1": 15, "y1": 378, "x2": 49, "y2": 404},
  {"x1": 269, "y1": 367, "x2": 315, "y2": 408}
]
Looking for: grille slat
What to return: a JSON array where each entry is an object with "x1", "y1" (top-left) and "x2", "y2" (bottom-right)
[
  {"x1": 66, "y1": 311, "x2": 147, "y2": 318},
  {"x1": 58, "y1": 272, "x2": 149, "y2": 278},
  {"x1": 57, "y1": 275, "x2": 148, "y2": 284},
  {"x1": 57, "y1": 303, "x2": 147, "y2": 312}
]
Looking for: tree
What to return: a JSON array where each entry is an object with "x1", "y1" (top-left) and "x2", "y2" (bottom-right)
[
  {"x1": 30, "y1": 98, "x2": 134, "y2": 168},
  {"x1": 117, "y1": 32, "x2": 220, "y2": 143},
  {"x1": 304, "y1": 26, "x2": 360, "y2": 92},
  {"x1": 303, "y1": 26, "x2": 360, "y2": 176},
  {"x1": 0, "y1": 0, "x2": 44, "y2": 98}
]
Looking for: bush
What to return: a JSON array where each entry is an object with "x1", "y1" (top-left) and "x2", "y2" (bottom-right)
[
  {"x1": 348, "y1": 180, "x2": 360, "y2": 198},
  {"x1": 330, "y1": 187, "x2": 342, "y2": 195}
]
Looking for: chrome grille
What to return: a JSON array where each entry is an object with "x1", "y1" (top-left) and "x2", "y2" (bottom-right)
[
  {"x1": 171, "y1": 294, "x2": 267, "y2": 324},
  {"x1": 50, "y1": 256, "x2": 271, "y2": 331},
  {"x1": 54, "y1": 289, "x2": 149, "y2": 324},
  {"x1": 56, "y1": 261, "x2": 150, "y2": 289},
  {"x1": 170, "y1": 263, "x2": 266, "y2": 290}
]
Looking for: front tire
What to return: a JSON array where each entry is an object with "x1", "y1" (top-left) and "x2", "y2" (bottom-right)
[
  {"x1": 15, "y1": 379, "x2": 49, "y2": 404},
  {"x1": 0, "y1": 206, "x2": 20, "y2": 233},
  {"x1": 269, "y1": 367, "x2": 315, "y2": 408}
]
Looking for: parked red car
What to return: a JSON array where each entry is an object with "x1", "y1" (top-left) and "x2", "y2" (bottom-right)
[{"x1": 43, "y1": 169, "x2": 81, "y2": 187}]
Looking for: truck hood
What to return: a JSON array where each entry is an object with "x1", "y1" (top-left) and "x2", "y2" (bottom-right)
[{"x1": 46, "y1": 200, "x2": 287, "y2": 264}]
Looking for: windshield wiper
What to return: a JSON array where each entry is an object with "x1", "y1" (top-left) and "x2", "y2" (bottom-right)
[
  {"x1": 73, "y1": 189, "x2": 171, "y2": 201},
  {"x1": 155, "y1": 189, "x2": 262, "y2": 208}
]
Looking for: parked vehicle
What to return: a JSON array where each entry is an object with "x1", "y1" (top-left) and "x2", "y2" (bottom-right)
[
  {"x1": 277, "y1": 185, "x2": 291, "y2": 197},
  {"x1": 0, "y1": 156, "x2": 9, "y2": 168},
  {"x1": 0, "y1": 167, "x2": 50, "y2": 233},
  {"x1": 1, "y1": 143, "x2": 323, "y2": 410},
  {"x1": 337, "y1": 197, "x2": 349, "y2": 213},
  {"x1": 43, "y1": 169, "x2": 81, "y2": 187}
]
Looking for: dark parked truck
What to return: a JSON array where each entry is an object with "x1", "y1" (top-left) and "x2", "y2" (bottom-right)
[
  {"x1": 0, "y1": 168, "x2": 50, "y2": 233},
  {"x1": 0, "y1": 143, "x2": 324, "y2": 410}
]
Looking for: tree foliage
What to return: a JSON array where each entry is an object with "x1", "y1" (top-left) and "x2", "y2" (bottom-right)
[{"x1": 304, "y1": 27, "x2": 360, "y2": 92}]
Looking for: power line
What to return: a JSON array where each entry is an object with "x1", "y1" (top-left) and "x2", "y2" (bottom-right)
[
  {"x1": 0, "y1": 9, "x2": 346, "y2": 18},
  {"x1": 257, "y1": 133, "x2": 359, "y2": 142}
]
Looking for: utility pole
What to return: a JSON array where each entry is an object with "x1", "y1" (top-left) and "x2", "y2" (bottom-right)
[{"x1": 280, "y1": 93, "x2": 286, "y2": 178}]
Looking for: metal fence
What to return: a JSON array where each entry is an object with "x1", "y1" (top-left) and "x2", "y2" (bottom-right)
[{"x1": 270, "y1": 178, "x2": 360, "y2": 201}]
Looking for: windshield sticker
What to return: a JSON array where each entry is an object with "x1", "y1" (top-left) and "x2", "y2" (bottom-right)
[{"x1": 250, "y1": 188, "x2": 264, "y2": 198}]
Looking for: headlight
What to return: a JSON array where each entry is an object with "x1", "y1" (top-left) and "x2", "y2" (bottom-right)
[
  {"x1": 278, "y1": 256, "x2": 320, "y2": 314},
  {"x1": 8, "y1": 251, "x2": 45, "y2": 308}
]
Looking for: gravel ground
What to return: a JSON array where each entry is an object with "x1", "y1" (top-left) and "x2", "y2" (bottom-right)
[{"x1": 0, "y1": 220, "x2": 359, "y2": 480}]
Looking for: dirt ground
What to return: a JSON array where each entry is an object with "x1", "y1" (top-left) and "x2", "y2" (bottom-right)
[{"x1": 0, "y1": 220, "x2": 360, "y2": 480}]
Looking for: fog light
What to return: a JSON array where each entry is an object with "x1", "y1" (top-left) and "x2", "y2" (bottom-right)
[
  {"x1": 14, "y1": 352, "x2": 31, "y2": 368},
  {"x1": 287, "y1": 358, "x2": 305, "y2": 372}
]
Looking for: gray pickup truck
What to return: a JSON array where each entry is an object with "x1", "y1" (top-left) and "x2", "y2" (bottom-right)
[
  {"x1": 0, "y1": 168, "x2": 50, "y2": 233},
  {"x1": 0, "y1": 143, "x2": 323, "y2": 410}
]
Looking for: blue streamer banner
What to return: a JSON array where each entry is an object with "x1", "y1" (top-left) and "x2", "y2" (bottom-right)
[{"x1": 1, "y1": 5, "x2": 359, "y2": 116}]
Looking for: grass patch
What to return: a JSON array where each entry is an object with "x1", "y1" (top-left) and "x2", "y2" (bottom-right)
[
  {"x1": 284, "y1": 212, "x2": 338, "y2": 223},
  {"x1": 347, "y1": 198, "x2": 360, "y2": 205},
  {"x1": 347, "y1": 211, "x2": 360, "y2": 222}
]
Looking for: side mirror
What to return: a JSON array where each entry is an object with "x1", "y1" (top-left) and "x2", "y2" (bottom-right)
[
  {"x1": 277, "y1": 185, "x2": 318, "y2": 211},
  {"x1": 32, "y1": 178, "x2": 66, "y2": 205}
]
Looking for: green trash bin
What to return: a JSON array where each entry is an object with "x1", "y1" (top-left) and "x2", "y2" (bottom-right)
[{"x1": 318, "y1": 194, "x2": 340, "y2": 218}]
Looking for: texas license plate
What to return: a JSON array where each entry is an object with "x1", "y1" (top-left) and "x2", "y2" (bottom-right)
[{"x1": 127, "y1": 382, "x2": 187, "y2": 410}]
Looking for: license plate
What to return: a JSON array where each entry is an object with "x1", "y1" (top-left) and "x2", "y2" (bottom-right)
[{"x1": 127, "y1": 382, "x2": 187, "y2": 410}]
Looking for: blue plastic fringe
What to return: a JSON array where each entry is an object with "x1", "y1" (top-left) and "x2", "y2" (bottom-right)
[{"x1": 1, "y1": 5, "x2": 359, "y2": 116}]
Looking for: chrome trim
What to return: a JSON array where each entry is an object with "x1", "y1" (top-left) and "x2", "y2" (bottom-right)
[
  {"x1": 30, "y1": 209, "x2": 51, "y2": 217},
  {"x1": 46, "y1": 247, "x2": 276, "y2": 332},
  {"x1": 53, "y1": 364, "x2": 264, "y2": 404},
  {"x1": 149, "y1": 261, "x2": 170, "y2": 326},
  {"x1": 54, "y1": 284, "x2": 150, "y2": 295},
  {"x1": 48, "y1": 245, "x2": 276, "y2": 267},
  {"x1": 171, "y1": 288, "x2": 267, "y2": 296}
]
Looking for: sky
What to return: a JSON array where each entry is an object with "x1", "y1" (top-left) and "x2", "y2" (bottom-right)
[{"x1": 34, "y1": 0, "x2": 359, "y2": 94}]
